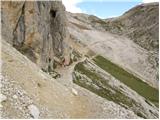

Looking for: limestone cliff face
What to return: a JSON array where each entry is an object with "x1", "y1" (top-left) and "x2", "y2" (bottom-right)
[{"x1": 1, "y1": 1, "x2": 69, "y2": 72}]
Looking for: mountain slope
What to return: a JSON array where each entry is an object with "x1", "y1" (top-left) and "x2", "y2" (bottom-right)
[
  {"x1": 66, "y1": 2, "x2": 159, "y2": 89},
  {"x1": 73, "y1": 57, "x2": 158, "y2": 118},
  {"x1": 1, "y1": 40, "x2": 141, "y2": 118},
  {"x1": 1, "y1": 1, "x2": 159, "y2": 119},
  {"x1": 104, "y1": 2, "x2": 159, "y2": 52},
  {"x1": 65, "y1": 2, "x2": 159, "y2": 118}
]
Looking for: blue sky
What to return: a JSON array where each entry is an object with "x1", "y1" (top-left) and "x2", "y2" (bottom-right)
[
  {"x1": 77, "y1": 1, "x2": 141, "y2": 18},
  {"x1": 62, "y1": 0, "x2": 159, "y2": 19}
]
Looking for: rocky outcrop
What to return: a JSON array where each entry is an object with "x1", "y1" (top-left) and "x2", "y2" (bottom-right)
[{"x1": 1, "y1": 1, "x2": 69, "y2": 72}]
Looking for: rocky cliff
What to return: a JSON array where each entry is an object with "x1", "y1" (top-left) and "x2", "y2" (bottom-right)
[{"x1": 1, "y1": 1, "x2": 69, "y2": 72}]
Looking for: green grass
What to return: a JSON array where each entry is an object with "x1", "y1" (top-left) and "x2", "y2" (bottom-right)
[
  {"x1": 74, "y1": 63, "x2": 136, "y2": 108},
  {"x1": 73, "y1": 62, "x2": 147, "y2": 118},
  {"x1": 93, "y1": 55, "x2": 159, "y2": 106}
]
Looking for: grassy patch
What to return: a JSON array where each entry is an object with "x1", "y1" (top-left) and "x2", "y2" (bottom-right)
[
  {"x1": 93, "y1": 55, "x2": 159, "y2": 106},
  {"x1": 74, "y1": 63, "x2": 135, "y2": 108},
  {"x1": 73, "y1": 62, "x2": 148, "y2": 118}
]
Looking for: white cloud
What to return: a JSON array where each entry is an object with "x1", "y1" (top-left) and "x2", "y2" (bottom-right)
[
  {"x1": 62, "y1": 0, "x2": 84, "y2": 13},
  {"x1": 62, "y1": 0, "x2": 159, "y2": 14},
  {"x1": 142, "y1": 0, "x2": 159, "y2": 3}
]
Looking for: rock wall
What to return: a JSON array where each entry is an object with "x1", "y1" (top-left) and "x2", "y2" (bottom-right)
[{"x1": 1, "y1": 1, "x2": 69, "y2": 72}]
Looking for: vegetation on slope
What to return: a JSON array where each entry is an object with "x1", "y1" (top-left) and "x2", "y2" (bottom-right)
[
  {"x1": 93, "y1": 55, "x2": 159, "y2": 107},
  {"x1": 73, "y1": 62, "x2": 147, "y2": 118}
]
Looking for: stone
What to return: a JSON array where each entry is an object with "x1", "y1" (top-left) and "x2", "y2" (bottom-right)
[
  {"x1": 13, "y1": 95, "x2": 18, "y2": 99},
  {"x1": 71, "y1": 88, "x2": 78, "y2": 96},
  {"x1": 0, "y1": 103, "x2": 3, "y2": 108},
  {"x1": 0, "y1": 94, "x2": 7, "y2": 102},
  {"x1": 28, "y1": 104, "x2": 40, "y2": 118}
]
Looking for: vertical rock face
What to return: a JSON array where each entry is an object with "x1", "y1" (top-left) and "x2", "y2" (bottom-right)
[{"x1": 1, "y1": 1, "x2": 68, "y2": 71}]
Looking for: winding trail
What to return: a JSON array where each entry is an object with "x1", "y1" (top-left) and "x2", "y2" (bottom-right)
[{"x1": 56, "y1": 56, "x2": 87, "y2": 87}]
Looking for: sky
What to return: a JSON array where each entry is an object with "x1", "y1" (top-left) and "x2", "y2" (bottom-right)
[{"x1": 62, "y1": 0, "x2": 159, "y2": 19}]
